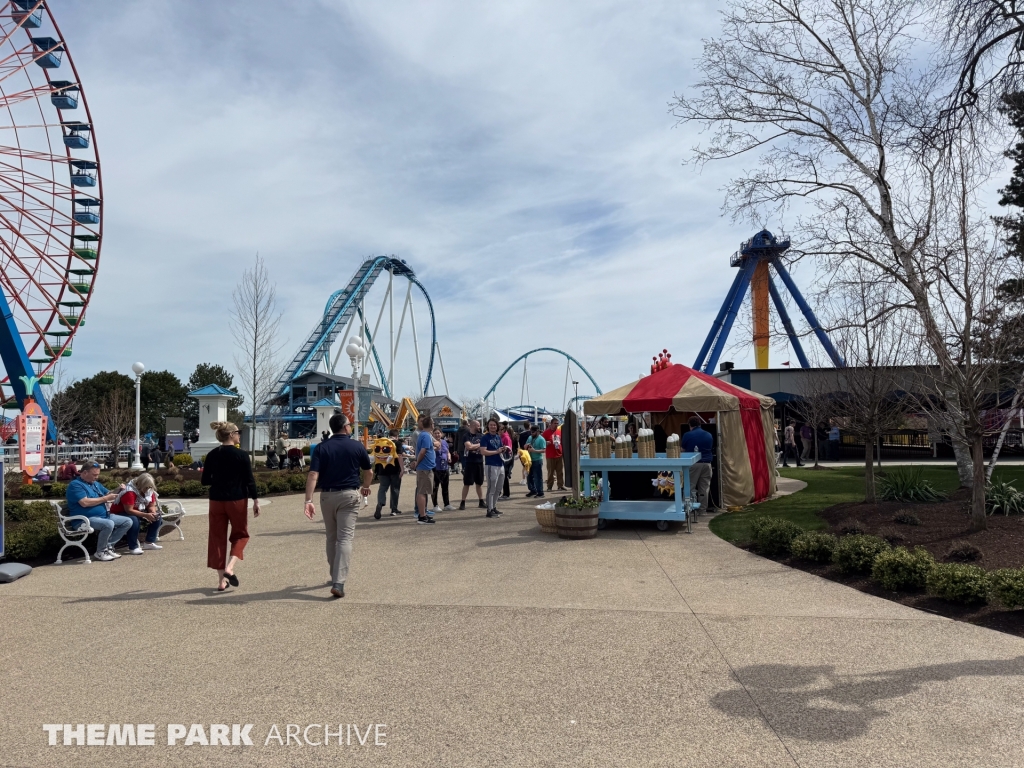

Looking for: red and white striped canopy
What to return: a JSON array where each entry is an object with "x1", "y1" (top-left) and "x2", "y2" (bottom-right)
[{"x1": 584, "y1": 364, "x2": 777, "y2": 506}]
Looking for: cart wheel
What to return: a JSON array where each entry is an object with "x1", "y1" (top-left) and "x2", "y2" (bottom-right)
[
  {"x1": 597, "y1": 519, "x2": 607, "y2": 530},
  {"x1": 656, "y1": 520, "x2": 669, "y2": 532}
]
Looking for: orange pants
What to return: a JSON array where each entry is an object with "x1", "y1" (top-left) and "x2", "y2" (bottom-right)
[{"x1": 207, "y1": 499, "x2": 249, "y2": 570}]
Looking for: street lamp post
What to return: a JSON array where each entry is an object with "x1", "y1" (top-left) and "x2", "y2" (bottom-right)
[
  {"x1": 345, "y1": 336, "x2": 367, "y2": 442},
  {"x1": 131, "y1": 361, "x2": 145, "y2": 470}
]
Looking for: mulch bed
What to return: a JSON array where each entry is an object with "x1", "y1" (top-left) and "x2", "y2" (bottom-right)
[{"x1": 754, "y1": 489, "x2": 1024, "y2": 638}]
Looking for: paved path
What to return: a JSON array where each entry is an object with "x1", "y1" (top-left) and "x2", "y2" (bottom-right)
[{"x1": 1, "y1": 480, "x2": 1022, "y2": 767}]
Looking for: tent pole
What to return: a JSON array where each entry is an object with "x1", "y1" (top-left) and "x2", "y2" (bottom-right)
[{"x1": 716, "y1": 411, "x2": 723, "y2": 512}]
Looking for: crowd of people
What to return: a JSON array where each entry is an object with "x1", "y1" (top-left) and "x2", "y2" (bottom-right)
[{"x1": 779, "y1": 420, "x2": 842, "y2": 466}]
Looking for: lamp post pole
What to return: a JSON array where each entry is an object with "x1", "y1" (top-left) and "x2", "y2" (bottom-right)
[
  {"x1": 131, "y1": 362, "x2": 145, "y2": 470},
  {"x1": 345, "y1": 336, "x2": 366, "y2": 443}
]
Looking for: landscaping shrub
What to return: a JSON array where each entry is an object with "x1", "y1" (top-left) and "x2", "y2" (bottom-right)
[
  {"x1": 98, "y1": 474, "x2": 116, "y2": 488},
  {"x1": 926, "y1": 563, "x2": 989, "y2": 604},
  {"x1": 832, "y1": 534, "x2": 891, "y2": 575},
  {"x1": 288, "y1": 473, "x2": 307, "y2": 492},
  {"x1": 159, "y1": 481, "x2": 182, "y2": 497},
  {"x1": 255, "y1": 480, "x2": 269, "y2": 498},
  {"x1": 837, "y1": 518, "x2": 867, "y2": 536},
  {"x1": 893, "y1": 512, "x2": 921, "y2": 526},
  {"x1": 985, "y1": 480, "x2": 1024, "y2": 516},
  {"x1": 876, "y1": 526, "x2": 908, "y2": 546},
  {"x1": 789, "y1": 531, "x2": 838, "y2": 563},
  {"x1": 944, "y1": 540, "x2": 983, "y2": 563},
  {"x1": 5, "y1": 500, "x2": 52, "y2": 523},
  {"x1": 302, "y1": 445, "x2": 310, "y2": 456},
  {"x1": 267, "y1": 476, "x2": 290, "y2": 494},
  {"x1": 19, "y1": 483, "x2": 43, "y2": 498},
  {"x1": 871, "y1": 546, "x2": 935, "y2": 591},
  {"x1": 4, "y1": 517, "x2": 61, "y2": 560},
  {"x1": 749, "y1": 517, "x2": 804, "y2": 557},
  {"x1": 877, "y1": 467, "x2": 944, "y2": 503},
  {"x1": 172, "y1": 453, "x2": 193, "y2": 467},
  {"x1": 46, "y1": 481, "x2": 68, "y2": 498},
  {"x1": 179, "y1": 480, "x2": 206, "y2": 497},
  {"x1": 989, "y1": 568, "x2": 1024, "y2": 609}
]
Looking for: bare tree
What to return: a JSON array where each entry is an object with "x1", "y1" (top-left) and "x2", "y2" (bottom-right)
[
  {"x1": 231, "y1": 254, "x2": 284, "y2": 461},
  {"x1": 42, "y1": 366, "x2": 81, "y2": 458},
  {"x1": 672, "y1": 0, "x2": 1015, "y2": 527},
  {"x1": 824, "y1": 263, "x2": 914, "y2": 501},
  {"x1": 791, "y1": 382, "x2": 837, "y2": 469},
  {"x1": 94, "y1": 389, "x2": 134, "y2": 469}
]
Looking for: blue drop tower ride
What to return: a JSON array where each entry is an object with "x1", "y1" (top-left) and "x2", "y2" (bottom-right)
[{"x1": 693, "y1": 230, "x2": 844, "y2": 373}]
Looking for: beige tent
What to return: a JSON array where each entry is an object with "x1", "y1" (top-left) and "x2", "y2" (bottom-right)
[{"x1": 584, "y1": 364, "x2": 776, "y2": 506}]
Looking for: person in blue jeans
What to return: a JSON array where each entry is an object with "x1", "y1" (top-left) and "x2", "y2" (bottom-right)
[
  {"x1": 525, "y1": 425, "x2": 547, "y2": 498},
  {"x1": 66, "y1": 462, "x2": 132, "y2": 562}
]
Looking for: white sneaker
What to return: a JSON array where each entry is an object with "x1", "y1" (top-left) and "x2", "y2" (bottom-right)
[
  {"x1": 106, "y1": 548, "x2": 122, "y2": 559},
  {"x1": 443, "y1": 505, "x2": 454, "y2": 511},
  {"x1": 432, "y1": 506, "x2": 443, "y2": 514},
  {"x1": 94, "y1": 551, "x2": 115, "y2": 562},
  {"x1": 142, "y1": 542, "x2": 162, "y2": 550},
  {"x1": 126, "y1": 547, "x2": 144, "y2": 555}
]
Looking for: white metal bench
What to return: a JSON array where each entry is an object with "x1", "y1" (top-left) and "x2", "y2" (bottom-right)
[
  {"x1": 48, "y1": 500, "x2": 94, "y2": 565},
  {"x1": 156, "y1": 500, "x2": 186, "y2": 541}
]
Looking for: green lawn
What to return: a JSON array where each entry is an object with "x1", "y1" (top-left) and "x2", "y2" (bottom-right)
[{"x1": 708, "y1": 464, "x2": 1024, "y2": 543}]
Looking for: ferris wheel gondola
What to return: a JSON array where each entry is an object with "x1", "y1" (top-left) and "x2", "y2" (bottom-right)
[{"x1": 0, "y1": 1, "x2": 101, "y2": 433}]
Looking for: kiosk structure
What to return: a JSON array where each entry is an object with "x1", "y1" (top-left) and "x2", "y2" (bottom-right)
[{"x1": 580, "y1": 452, "x2": 700, "y2": 533}]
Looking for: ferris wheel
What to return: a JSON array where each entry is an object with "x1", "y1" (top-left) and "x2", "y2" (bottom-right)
[{"x1": 0, "y1": 1, "x2": 100, "y2": 425}]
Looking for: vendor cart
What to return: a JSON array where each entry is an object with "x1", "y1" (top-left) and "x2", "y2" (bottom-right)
[{"x1": 580, "y1": 453, "x2": 701, "y2": 533}]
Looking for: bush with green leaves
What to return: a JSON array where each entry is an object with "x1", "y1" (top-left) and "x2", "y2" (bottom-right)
[
  {"x1": 837, "y1": 519, "x2": 867, "y2": 536},
  {"x1": 255, "y1": 480, "x2": 269, "y2": 498},
  {"x1": 4, "y1": 517, "x2": 61, "y2": 560},
  {"x1": 158, "y1": 481, "x2": 182, "y2": 497},
  {"x1": 877, "y1": 467, "x2": 944, "y2": 503},
  {"x1": 989, "y1": 568, "x2": 1024, "y2": 609},
  {"x1": 172, "y1": 453, "x2": 193, "y2": 467},
  {"x1": 749, "y1": 516, "x2": 803, "y2": 557},
  {"x1": 179, "y1": 480, "x2": 206, "y2": 497},
  {"x1": 267, "y1": 476, "x2": 290, "y2": 494},
  {"x1": 926, "y1": 563, "x2": 989, "y2": 604},
  {"x1": 46, "y1": 481, "x2": 68, "y2": 498},
  {"x1": 871, "y1": 546, "x2": 935, "y2": 591},
  {"x1": 19, "y1": 483, "x2": 44, "y2": 498},
  {"x1": 5, "y1": 500, "x2": 51, "y2": 523},
  {"x1": 789, "y1": 531, "x2": 838, "y2": 563},
  {"x1": 832, "y1": 534, "x2": 891, "y2": 575},
  {"x1": 288, "y1": 473, "x2": 307, "y2": 492},
  {"x1": 985, "y1": 480, "x2": 1024, "y2": 516}
]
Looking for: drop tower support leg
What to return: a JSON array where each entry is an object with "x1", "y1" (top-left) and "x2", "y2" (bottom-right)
[
  {"x1": 694, "y1": 267, "x2": 748, "y2": 371},
  {"x1": 768, "y1": 273, "x2": 810, "y2": 368},
  {"x1": 704, "y1": 261, "x2": 755, "y2": 374},
  {"x1": 773, "y1": 261, "x2": 845, "y2": 367}
]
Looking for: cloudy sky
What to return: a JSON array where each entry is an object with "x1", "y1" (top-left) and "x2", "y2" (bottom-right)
[{"x1": 51, "y1": 0, "x2": 805, "y2": 409}]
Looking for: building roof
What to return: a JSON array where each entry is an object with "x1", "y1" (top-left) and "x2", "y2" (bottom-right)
[
  {"x1": 310, "y1": 396, "x2": 340, "y2": 408},
  {"x1": 188, "y1": 384, "x2": 239, "y2": 398},
  {"x1": 416, "y1": 395, "x2": 462, "y2": 417}
]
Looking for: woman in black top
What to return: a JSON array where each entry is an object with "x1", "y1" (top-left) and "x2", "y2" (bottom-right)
[{"x1": 201, "y1": 421, "x2": 260, "y2": 591}]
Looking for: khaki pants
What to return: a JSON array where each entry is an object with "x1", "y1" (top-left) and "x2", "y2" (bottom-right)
[
  {"x1": 545, "y1": 456, "x2": 564, "y2": 490},
  {"x1": 321, "y1": 490, "x2": 360, "y2": 585},
  {"x1": 689, "y1": 462, "x2": 713, "y2": 511}
]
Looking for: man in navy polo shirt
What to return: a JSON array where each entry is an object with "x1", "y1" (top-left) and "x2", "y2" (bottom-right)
[
  {"x1": 304, "y1": 412, "x2": 373, "y2": 598},
  {"x1": 681, "y1": 417, "x2": 714, "y2": 511},
  {"x1": 66, "y1": 462, "x2": 132, "y2": 562}
]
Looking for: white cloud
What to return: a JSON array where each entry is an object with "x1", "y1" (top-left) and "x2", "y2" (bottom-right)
[{"x1": 40, "y1": 0, "x2": 813, "y2": 409}]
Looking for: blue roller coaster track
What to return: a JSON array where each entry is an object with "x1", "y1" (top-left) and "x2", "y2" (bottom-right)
[
  {"x1": 483, "y1": 348, "x2": 602, "y2": 400},
  {"x1": 270, "y1": 256, "x2": 436, "y2": 406}
]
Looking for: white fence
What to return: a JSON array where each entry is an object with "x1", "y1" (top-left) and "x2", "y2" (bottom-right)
[{"x1": 1, "y1": 444, "x2": 129, "y2": 468}]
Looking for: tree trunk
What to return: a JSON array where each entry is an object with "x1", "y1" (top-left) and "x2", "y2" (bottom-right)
[
  {"x1": 969, "y1": 433, "x2": 987, "y2": 532},
  {"x1": 813, "y1": 433, "x2": 820, "y2": 468},
  {"x1": 952, "y1": 438, "x2": 973, "y2": 488},
  {"x1": 864, "y1": 438, "x2": 876, "y2": 503}
]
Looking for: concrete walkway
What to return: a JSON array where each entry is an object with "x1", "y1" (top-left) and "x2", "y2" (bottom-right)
[{"x1": 1, "y1": 480, "x2": 1022, "y2": 767}]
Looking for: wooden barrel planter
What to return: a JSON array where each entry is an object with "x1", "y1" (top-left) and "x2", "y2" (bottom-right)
[{"x1": 555, "y1": 503, "x2": 599, "y2": 540}]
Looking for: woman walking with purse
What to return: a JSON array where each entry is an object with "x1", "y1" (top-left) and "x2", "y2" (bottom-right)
[{"x1": 201, "y1": 421, "x2": 260, "y2": 592}]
